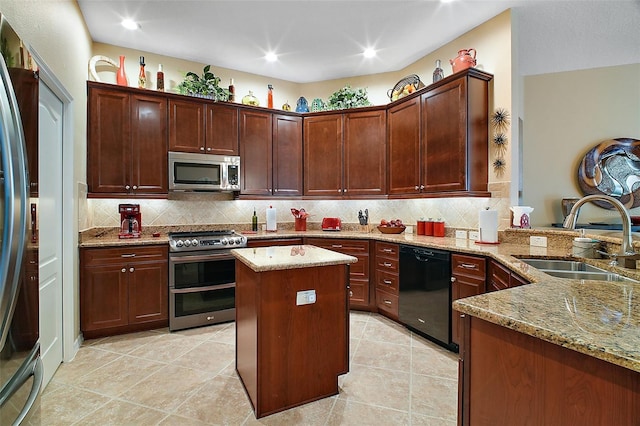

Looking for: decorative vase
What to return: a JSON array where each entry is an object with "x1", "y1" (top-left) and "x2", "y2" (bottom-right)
[
  {"x1": 449, "y1": 49, "x2": 477, "y2": 73},
  {"x1": 116, "y1": 55, "x2": 128, "y2": 86},
  {"x1": 295, "y1": 97, "x2": 309, "y2": 113}
]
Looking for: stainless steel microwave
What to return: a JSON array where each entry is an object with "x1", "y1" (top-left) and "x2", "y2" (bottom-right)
[{"x1": 168, "y1": 151, "x2": 240, "y2": 191}]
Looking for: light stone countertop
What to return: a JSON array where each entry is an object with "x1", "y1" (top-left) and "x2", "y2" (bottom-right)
[
  {"x1": 78, "y1": 225, "x2": 640, "y2": 372},
  {"x1": 231, "y1": 245, "x2": 357, "y2": 272}
]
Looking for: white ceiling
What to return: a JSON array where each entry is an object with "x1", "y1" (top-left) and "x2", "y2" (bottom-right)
[{"x1": 77, "y1": 0, "x2": 639, "y2": 83}]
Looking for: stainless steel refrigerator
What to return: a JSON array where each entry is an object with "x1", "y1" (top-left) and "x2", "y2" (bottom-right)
[{"x1": 0, "y1": 18, "x2": 42, "y2": 424}]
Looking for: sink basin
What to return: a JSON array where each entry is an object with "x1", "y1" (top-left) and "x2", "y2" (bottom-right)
[
  {"x1": 519, "y1": 258, "x2": 639, "y2": 283},
  {"x1": 519, "y1": 259, "x2": 605, "y2": 273}
]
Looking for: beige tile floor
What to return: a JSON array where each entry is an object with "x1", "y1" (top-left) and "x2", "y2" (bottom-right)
[{"x1": 40, "y1": 312, "x2": 458, "y2": 425}]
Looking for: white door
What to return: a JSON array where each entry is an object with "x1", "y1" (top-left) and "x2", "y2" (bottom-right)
[{"x1": 38, "y1": 81, "x2": 63, "y2": 387}]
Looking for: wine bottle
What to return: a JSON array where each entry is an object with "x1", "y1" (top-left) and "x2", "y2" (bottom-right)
[
  {"x1": 433, "y1": 59, "x2": 444, "y2": 83},
  {"x1": 252, "y1": 208, "x2": 258, "y2": 231},
  {"x1": 229, "y1": 78, "x2": 235, "y2": 102},
  {"x1": 138, "y1": 56, "x2": 146, "y2": 88},
  {"x1": 156, "y1": 64, "x2": 164, "y2": 91}
]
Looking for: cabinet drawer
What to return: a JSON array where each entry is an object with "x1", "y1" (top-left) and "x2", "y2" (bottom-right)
[
  {"x1": 375, "y1": 269, "x2": 398, "y2": 294},
  {"x1": 306, "y1": 238, "x2": 369, "y2": 253},
  {"x1": 376, "y1": 289, "x2": 399, "y2": 318},
  {"x1": 82, "y1": 245, "x2": 168, "y2": 266},
  {"x1": 375, "y1": 257, "x2": 399, "y2": 274},
  {"x1": 451, "y1": 253, "x2": 486, "y2": 280},
  {"x1": 375, "y1": 242, "x2": 399, "y2": 259},
  {"x1": 488, "y1": 260, "x2": 510, "y2": 292}
]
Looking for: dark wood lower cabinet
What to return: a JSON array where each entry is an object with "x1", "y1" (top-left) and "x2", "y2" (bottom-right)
[
  {"x1": 459, "y1": 316, "x2": 640, "y2": 425},
  {"x1": 246, "y1": 238, "x2": 303, "y2": 248},
  {"x1": 80, "y1": 245, "x2": 168, "y2": 338}
]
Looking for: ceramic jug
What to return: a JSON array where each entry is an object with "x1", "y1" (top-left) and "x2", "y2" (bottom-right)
[{"x1": 450, "y1": 49, "x2": 476, "y2": 73}]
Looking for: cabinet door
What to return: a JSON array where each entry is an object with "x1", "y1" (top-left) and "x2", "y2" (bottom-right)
[
  {"x1": 168, "y1": 97, "x2": 205, "y2": 153},
  {"x1": 387, "y1": 97, "x2": 421, "y2": 195},
  {"x1": 131, "y1": 94, "x2": 168, "y2": 194},
  {"x1": 344, "y1": 110, "x2": 386, "y2": 196},
  {"x1": 206, "y1": 103, "x2": 239, "y2": 155},
  {"x1": 272, "y1": 114, "x2": 303, "y2": 196},
  {"x1": 487, "y1": 260, "x2": 510, "y2": 292},
  {"x1": 304, "y1": 114, "x2": 343, "y2": 196},
  {"x1": 422, "y1": 78, "x2": 467, "y2": 193},
  {"x1": 81, "y1": 264, "x2": 129, "y2": 332},
  {"x1": 240, "y1": 109, "x2": 273, "y2": 195},
  {"x1": 128, "y1": 260, "x2": 168, "y2": 324},
  {"x1": 9, "y1": 68, "x2": 38, "y2": 196},
  {"x1": 451, "y1": 253, "x2": 486, "y2": 347},
  {"x1": 87, "y1": 87, "x2": 131, "y2": 193}
]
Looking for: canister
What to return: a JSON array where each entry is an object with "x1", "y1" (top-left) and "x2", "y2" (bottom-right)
[
  {"x1": 417, "y1": 220, "x2": 426, "y2": 235},
  {"x1": 433, "y1": 220, "x2": 445, "y2": 237},
  {"x1": 425, "y1": 219, "x2": 434, "y2": 236}
]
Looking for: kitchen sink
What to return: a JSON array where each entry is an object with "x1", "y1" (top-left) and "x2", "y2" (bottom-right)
[{"x1": 519, "y1": 258, "x2": 639, "y2": 283}]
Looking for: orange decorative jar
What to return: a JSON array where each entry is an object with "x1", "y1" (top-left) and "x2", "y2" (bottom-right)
[{"x1": 449, "y1": 49, "x2": 477, "y2": 73}]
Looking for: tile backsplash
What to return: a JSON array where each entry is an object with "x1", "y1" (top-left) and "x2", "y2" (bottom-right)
[{"x1": 85, "y1": 192, "x2": 512, "y2": 232}]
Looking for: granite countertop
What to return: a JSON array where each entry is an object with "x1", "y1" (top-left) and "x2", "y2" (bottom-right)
[
  {"x1": 231, "y1": 245, "x2": 357, "y2": 272},
  {"x1": 78, "y1": 224, "x2": 640, "y2": 372}
]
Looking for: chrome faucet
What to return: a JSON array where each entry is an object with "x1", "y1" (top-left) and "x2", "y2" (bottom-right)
[{"x1": 563, "y1": 194, "x2": 639, "y2": 268}]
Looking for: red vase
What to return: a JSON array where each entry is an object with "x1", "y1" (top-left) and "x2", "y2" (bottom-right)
[{"x1": 116, "y1": 55, "x2": 128, "y2": 86}]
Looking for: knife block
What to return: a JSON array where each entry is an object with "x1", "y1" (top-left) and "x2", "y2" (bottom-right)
[{"x1": 359, "y1": 224, "x2": 372, "y2": 233}]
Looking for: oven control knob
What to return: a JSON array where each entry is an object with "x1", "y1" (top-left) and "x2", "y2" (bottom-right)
[
  {"x1": 184, "y1": 240, "x2": 191, "y2": 247},
  {"x1": 234, "y1": 237, "x2": 242, "y2": 245},
  {"x1": 228, "y1": 238, "x2": 235, "y2": 245},
  {"x1": 191, "y1": 239, "x2": 199, "y2": 247},
  {"x1": 176, "y1": 240, "x2": 184, "y2": 247},
  {"x1": 221, "y1": 238, "x2": 228, "y2": 245}
]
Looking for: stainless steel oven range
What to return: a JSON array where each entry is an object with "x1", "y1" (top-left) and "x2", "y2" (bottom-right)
[{"x1": 168, "y1": 230, "x2": 247, "y2": 331}]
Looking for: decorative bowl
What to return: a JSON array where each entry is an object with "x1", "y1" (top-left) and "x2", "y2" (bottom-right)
[{"x1": 377, "y1": 225, "x2": 406, "y2": 234}]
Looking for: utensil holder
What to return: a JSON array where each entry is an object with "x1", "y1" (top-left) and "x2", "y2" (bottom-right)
[{"x1": 294, "y1": 218, "x2": 307, "y2": 231}]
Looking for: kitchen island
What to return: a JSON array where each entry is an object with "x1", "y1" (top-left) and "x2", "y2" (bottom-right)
[{"x1": 231, "y1": 245, "x2": 357, "y2": 418}]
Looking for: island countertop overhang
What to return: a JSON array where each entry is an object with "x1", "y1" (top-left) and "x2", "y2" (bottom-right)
[{"x1": 231, "y1": 244, "x2": 358, "y2": 272}]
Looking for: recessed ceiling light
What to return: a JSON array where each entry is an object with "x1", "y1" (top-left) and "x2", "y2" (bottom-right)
[
  {"x1": 265, "y1": 52, "x2": 278, "y2": 62},
  {"x1": 121, "y1": 19, "x2": 140, "y2": 30},
  {"x1": 363, "y1": 48, "x2": 376, "y2": 58}
]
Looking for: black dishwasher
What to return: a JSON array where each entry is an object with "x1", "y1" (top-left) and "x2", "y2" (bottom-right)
[{"x1": 399, "y1": 245, "x2": 452, "y2": 349}]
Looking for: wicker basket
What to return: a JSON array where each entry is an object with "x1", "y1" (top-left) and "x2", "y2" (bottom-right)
[{"x1": 387, "y1": 74, "x2": 425, "y2": 101}]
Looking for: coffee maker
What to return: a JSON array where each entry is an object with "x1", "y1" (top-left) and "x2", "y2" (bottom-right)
[{"x1": 118, "y1": 204, "x2": 141, "y2": 239}]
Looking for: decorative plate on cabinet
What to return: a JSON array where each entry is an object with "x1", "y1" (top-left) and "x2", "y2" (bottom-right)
[{"x1": 578, "y1": 138, "x2": 640, "y2": 209}]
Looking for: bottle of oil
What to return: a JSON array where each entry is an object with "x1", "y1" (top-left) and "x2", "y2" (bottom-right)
[{"x1": 252, "y1": 208, "x2": 258, "y2": 232}]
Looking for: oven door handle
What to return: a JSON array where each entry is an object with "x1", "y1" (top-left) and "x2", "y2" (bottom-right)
[
  {"x1": 170, "y1": 282, "x2": 236, "y2": 294},
  {"x1": 169, "y1": 252, "x2": 234, "y2": 263}
]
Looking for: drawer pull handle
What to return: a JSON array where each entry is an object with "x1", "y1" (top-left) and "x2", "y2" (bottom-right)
[
  {"x1": 383, "y1": 262, "x2": 392, "y2": 267},
  {"x1": 332, "y1": 245, "x2": 343, "y2": 248},
  {"x1": 383, "y1": 279, "x2": 392, "y2": 285},
  {"x1": 349, "y1": 290, "x2": 353, "y2": 297},
  {"x1": 384, "y1": 300, "x2": 392, "y2": 305},
  {"x1": 383, "y1": 248, "x2": 393, "y2": 253},
  {"x1": 121, "y1": 254, "x2": 136, "y2": 258},
  {"x1": 460, "y1": 263, "x2": 477, "y2": 270}
]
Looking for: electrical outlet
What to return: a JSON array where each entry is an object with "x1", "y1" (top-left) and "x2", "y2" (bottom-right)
[
  {"x1": 296, "y1": 290, "x2": 316, "y2": 306},
  {"x1": 530, "y1": 236, "x2": 548, "y2": 247},
  {"x1": 455, "y1": 230, "x2": 467, "y2": 239},
  {"x1": 468, "y1": 231, "x2": 479, "y2": 241}
]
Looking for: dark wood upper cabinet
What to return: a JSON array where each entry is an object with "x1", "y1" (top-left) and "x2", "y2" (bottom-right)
[
  {"x1": 272, "y1": 114, "x2": 303, "y2": 196},
  {"x1": 303, "y1": 114, "x2": 343, "y2": 197},
  {"x1": 344, "y1": 110, "x2": 386, "y2": 196},
  {"x1": 168, "y1": 96, "x2": 239, "y2": 155},
  {"x1": 9, "y1": 68, "x2": 39, "y2": 197},
  {"x1": 239, "y1": 109, "x2": 273, "y2": 195},
  {"x1": 422, "y1": 70, "x2": 490, "y2": 195},
  {"x1": 87, "y1": 82, "x2": 167, "y2": 197},
  {"x1": 388, "y1": 96, "x2": 421, "y2": 195}
]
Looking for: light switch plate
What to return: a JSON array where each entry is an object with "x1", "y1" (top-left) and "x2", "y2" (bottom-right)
[
  {"x1": 468, "y1": 231, "x2": 479, "y2": 241},
  {"x1": 455, "y1": 230, "x2": 467, "y2": 239},
  {"x1": 530, "y1": 236, "x2": 548, "y2": 247},
  {"x1": 296, "y1": 290, "x2": 316, "y2": 306}
]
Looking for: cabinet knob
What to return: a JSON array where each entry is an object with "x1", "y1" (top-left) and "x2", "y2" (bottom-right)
[
  {"x1": 30, "y1": 182, "x2": 37, "y2": 187},
  {"x1": 419, "y1": 184, "x2": 425, "y2": 190},
  {"x1": 415, "y1": 185, "x2": 420, "y2": 190},
  {"x1": 121, "y1": 268, "x2": 126, "y2": 273},
  {"x1": 206, "y1": 147, "x2": 211, "y2": 151},
  {"x1": 132, "y1": 185, "x2": 138, "y2": 190},
  {"x1": 344, "y1": 189, "x2": 347, "y2": 193},
  {"x1": 349, "y1": 290, "x2": 353, "y2": 297},
  {"x1": 129, "y1": 267, "x2": 134, "y2": 273},
  {"x1": 451, "y1": 277, "x2": 457, "y2": 283},
  {"x1": 200, "y1": 147, "x2": 205, "y2": 151},
  {"x1": 125, "y1": 185, "x2": 131, "y2": 190},
  {"x1": 337, "y1": 189, "x2": 341, "y2": 193}
]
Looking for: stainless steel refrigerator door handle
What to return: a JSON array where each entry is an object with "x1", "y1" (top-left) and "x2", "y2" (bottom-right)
[{"x1": 0, "y1": 344, "x2": 43, "y2": 424}]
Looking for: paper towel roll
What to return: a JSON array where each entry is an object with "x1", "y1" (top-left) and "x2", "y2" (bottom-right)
[
  {"x1": 266, "y1": 205, "x2": 277, "y2": 231},
  {"x1": 478, "y1": 209, "x2": 498, "y2": 243}
]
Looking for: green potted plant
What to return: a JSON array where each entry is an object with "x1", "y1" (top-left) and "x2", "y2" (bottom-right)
[
  {"x1": 176, "y1": 65, "x2": 230, "y2": 101},
  {"x1": 326, "y1": 85, "x2": 372, "y2": 110}
]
